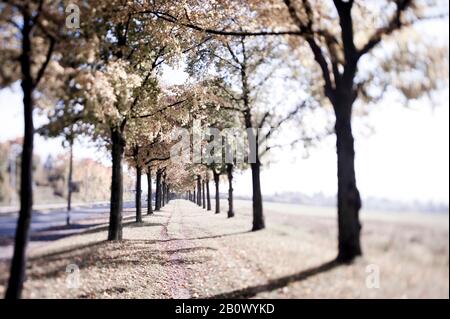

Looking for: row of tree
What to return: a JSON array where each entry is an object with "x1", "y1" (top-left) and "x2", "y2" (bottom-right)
[{"x1": 0, "y1": 0, "x2": 447, "y2": 299}]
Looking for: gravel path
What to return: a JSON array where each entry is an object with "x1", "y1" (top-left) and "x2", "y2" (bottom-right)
[{"x1": 0, "y1": 200, "x2": 447, "y2": 298}]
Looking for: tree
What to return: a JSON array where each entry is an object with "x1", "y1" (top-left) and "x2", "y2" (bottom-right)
[
  {"x1": 226, "y1": 163, "x2": 235, "y2": 218},
  {"x1": 125, "y1": 114, "x2": 167, "y2": 222},
  {"x1": 187, "y1": 35, "x2": 309, "y2": 230},
  {"x1": 212, "y1": 165, "x2": 224, "y2": 214},
  {"x1": 0, "y1": 0, "x2": 66, "y2": 298},
  {"x1": 196, "y1": 174, "x2": 202, "y2": 206},
  {"x1": 73, "y1": 0, "x2": 195, "y2": 240},
  {"x1": 155, "y1": 168, "x2": 163, "y2": 211},
  {"x1": 202, "y1": 178, "x2": 206, "y2": 209},
  {"x1": 146, "y1": 166, "x2": 153, "y2": 215},
  {"x1": 205, "y1": 171, "x2": 212, "y2": 211},
  {"x1": 150, "y1": 0, "x2": 449, "y2": 262}
]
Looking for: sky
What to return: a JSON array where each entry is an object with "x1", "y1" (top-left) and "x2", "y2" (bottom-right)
[{"x1": 0, "y1": 19, "x2": 448, "y2": 205}]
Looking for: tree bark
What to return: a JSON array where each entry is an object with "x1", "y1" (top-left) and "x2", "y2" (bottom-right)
[
  {"x1": 155, "y1": 169, "x2": 161, "y2": 211},
  {"x1": 196, "y1": 175, "x2": 201, "y2": 206},
  {"x1": 250, "y1": 162, "x2": 265, "y2": 230},
  {"x1": 202, "y1": 180, "x2": 206, "y2": 209},
  {"x1": 161, "y1": 173, "x2": 166, "y2": 208},
  {"x1": 334, "y1": 92, "x2": 362, "y2": 262},
  {"x1": 226, "y1": 164, "x2": 234, "y2": 218},
  {"x1": 6, "y1": 11, "x2": 33, "y2": 299},
  {"x1": 135, "y1": 165, "x2": 142, "y2": 223},
  {"x1": 146, "y1": 167, "x2": 153, "y2": 215},
  {"x1": 161, "y1": 183, "x2": 165, "y2": 208},
  {"x1": 244, "y1": 112, "x2": 264, "y2": 230},
  {"x1": 166, "y1": 184, "x2": 170, "y2": 204},
  {"x1": 108, "y1": 128, "x2": 124, "y2": 241},
  {"x1": 213, "y1": 171, "x2": 220, "y2": 214},
  {"x1": 66, "y1": 137, "x2": 74, "y2": 226},
  {"x1": 206, "y1": 178, "x2": 211, "y2": 211}
]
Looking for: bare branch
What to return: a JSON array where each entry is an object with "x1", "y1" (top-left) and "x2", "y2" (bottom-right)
[
  {"x1": 136, "y1": 99, "x2": 187, "y2": 119},
  {"x1": 358, "y1": 0, "x2": 413, "y2": 58},
  {"x1": 273, "y1": 101, "x2": 306, "y2": 130},
  {"x1": 283, "y1": 0, "x2": 334, "y2": 97},
  {"x1": 138, "y1": 10, "x2": 304, "y2": 37},
  {"x1": 225, "y1": 42, "x2": 241, "y2": 66},
  {"x1": 33, "y1": 35, "x2": 55, "y2": 89},
  {"x1": 145, "y1": 155, "x2": 171, "y2": 165},
  {"x1": 258, "y1": 111, "x2": 271, "y2": 128}
]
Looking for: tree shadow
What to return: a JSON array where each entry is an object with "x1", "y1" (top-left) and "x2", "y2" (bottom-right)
[
  {"x1": 30, "y1": 223, "x2": 100, "y2": 242},
  {"x1": 28, "y1": 221, "x2": 165, "y2": 261},
  {"x1": 73, "y1": 220, "x2": 164, "y2": 236},
  {"x1": 207, "y1": 259, "x2": 341, "y2": 299},
  {"x1": 28, "y1": 241, "x2": 107, "y2": 261},
  {"x1": 143, "y1": 230, "x2": 252, "y2": 243},
  {"x1": 27, "y1": 217, "x2": 163, "y2": 243},
  {"x1": 25, "y1": 240, "x2": 215, "y2": 281}
]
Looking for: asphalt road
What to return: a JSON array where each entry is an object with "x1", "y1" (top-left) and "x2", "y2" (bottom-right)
[{"x1": 0, "y1": 200, "x2": 152, "y2": 260}]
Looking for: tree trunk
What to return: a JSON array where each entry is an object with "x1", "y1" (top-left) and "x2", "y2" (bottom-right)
[
  {"x1": 226, "y1": 164, "x2": 234, "y2": 218},
  {"x1": 146, "y1": 167, "x2": 153, "y2": 215},
  {"x1": 213, "y1": 171, "x2": 220, "y2": 214},
  {"x1": 135, "y1": 165, "x2": 142, "y2": 223},
  {"x1": 166, "y1": 184, "x2": 170, "y2": 204},
  {"x1": 108, "y1": 128, "x2": 124, "y2": 241},
  {"x1": 161, "y1": 173, "x2": 166, "y2": 208},
  {"x1": 161, "y1": 183, "x2": 165, "y2": 208},
  {"x1": 250, "y1": 162, "x2": 264, "y2": 231},
  {"x1": 334, "y1": 94, "x2": 362, "y2": 262},
  {"x1": 202, "y1": 180, "x2": 206, "y2": 209},
  {"x1": 155, "y1": 169, "x2": 161, "y2": 211},
  {"x1": 193, "y1": 189, "x2": 196, "y2": 204},
  {"x1": 245, "y1": 113, "x2": 265, "y2": 231},
  {"x1": 66, "y1": 137, "x2": 74, "y2": 226},
  {"x1": 6, "y1": 12, "x2": 33, "y2": 299},
  {"x1": 206, "y1": 178, "x2": 211, "y2": 211},
  {"x1": 196, "y1": 175, "x2": 201, "y2": 206}
]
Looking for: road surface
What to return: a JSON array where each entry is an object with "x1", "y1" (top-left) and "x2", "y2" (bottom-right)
[{"x1": 0, "y1": 201, "x2": 146, "y2": 259}]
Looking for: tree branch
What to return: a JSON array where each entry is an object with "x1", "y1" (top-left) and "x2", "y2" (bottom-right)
[
  {"x1": 258, "y1": 111, "x2": 271, "y2": 128},
  {"x1": 283, "y1": 0, "x2": 334, "y2": 98},
  {"x1": 136, "y1": 99, "x2": 187, "y2": 119},
  {"x1": 139, "y1": 10, "x2": 304, "y2": 37},
  {"x1": 333, "y1": 0, "x2": 357, "y2": 64},
  {"x1": 33, "y1": 35, "x2": 55, "y2": 89},
  {"x1": 145, "y1": 155, "x2": 171, "y2": 165},
  {"x1": 358, "y1": 0, "x2": 413, "y2": 58}
]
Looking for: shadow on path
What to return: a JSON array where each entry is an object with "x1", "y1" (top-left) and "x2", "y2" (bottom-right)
[
  {"x1": 208, "y1": 259, "x2": 341, "y2": 299},
  {"x1": 130, "y1": 230, "x2": 252, "y2": 244},
  {"x1": 25, "y1": 240, "x2": 215, "y2": 281}
]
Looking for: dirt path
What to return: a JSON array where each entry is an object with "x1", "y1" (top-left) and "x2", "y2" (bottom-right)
[
  {"x1": 159, "y1": 201, "x2": 191, "y2": 299},
  {"x1": 157, "y1": 200, "x2": 268, "y2": 299}
]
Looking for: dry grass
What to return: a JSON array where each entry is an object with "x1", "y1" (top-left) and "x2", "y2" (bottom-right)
[{"x1": 0, "y1": 200, "x2": 447, "y2": 299}]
